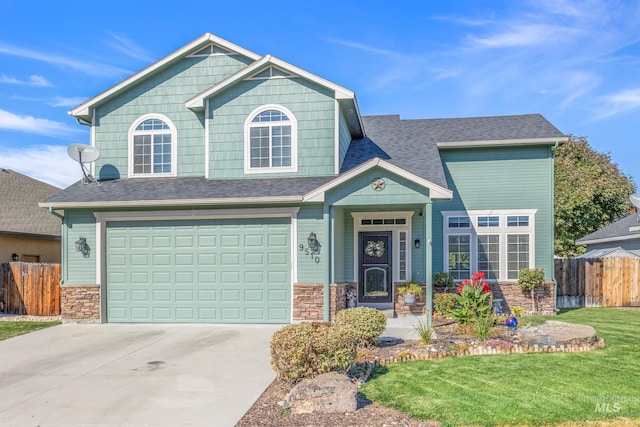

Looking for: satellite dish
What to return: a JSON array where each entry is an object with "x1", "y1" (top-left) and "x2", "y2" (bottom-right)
[{"x1": 67, "y1": 143, "x2": 100, "y2": 184}]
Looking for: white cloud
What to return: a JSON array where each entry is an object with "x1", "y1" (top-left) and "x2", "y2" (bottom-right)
[
  {"x1": 466, "y1": 24, "x2": 582, "y2": 49},
  {"x1": 0, "y1": 74, "x2": 52, "y2": 87},
  {"x1": 0, "y1": 109, "x2": 80, "y2": 138},
  {"x1": 594, "y1": 88, "x2": 640, "y2": 119},
  {"x1": 324, "y1": 37, "x2": 404, "y2": 58},
  {"x1": 0, "y1": 43, "x2": 130, "y2": 78},
  {"x1": 105, "y1": 33, "x2": 156, "y2": 62},
  {"x1": 0, "y1": 144, "x2": 79, "y2": 188},
  {"x1": 50, "y1": 97, "x2": 88, "y2": 108}
]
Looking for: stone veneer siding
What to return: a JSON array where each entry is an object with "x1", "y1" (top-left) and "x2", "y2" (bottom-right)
[
  {"x1": 293, "y1": 282, "x2": 356, "y2": 321},
  {"x1": 394, "y1": 283, "x2": 428, "y2": 316},
  {"x1": 60, "y1": 284, "x2": 100, "y2": 323}
]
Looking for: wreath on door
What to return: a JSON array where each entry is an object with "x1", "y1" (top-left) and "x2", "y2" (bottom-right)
[{"x1": 365, "y1": 240, "x2": 385, "y2": 257}]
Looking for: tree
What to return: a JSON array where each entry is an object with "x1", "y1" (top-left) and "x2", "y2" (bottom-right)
[{"x1": 554, "y1": 135, "x2": 636, "y2": 257}]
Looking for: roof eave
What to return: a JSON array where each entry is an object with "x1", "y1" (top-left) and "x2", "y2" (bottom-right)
[
  {"x1": 69, "y1": 33, "x2": 261, "y2": 121},
  {"x1": 38, "y1": 195, "x2": 303, "y2": 210},
  {"x1": 437, "y1": 136, "x2": 569, "y2": 149},
  {"x1": 576, "y1": 233, "x2": 640, "y2": 246}
]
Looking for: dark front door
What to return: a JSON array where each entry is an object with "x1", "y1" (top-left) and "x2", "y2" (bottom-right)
[{"x1": 358, "y1": 231, "x2": 392, "y2": 303}]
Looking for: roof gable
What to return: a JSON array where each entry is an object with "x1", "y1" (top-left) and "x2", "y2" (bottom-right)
[
  {"x1": 0, "y1": 169, "x2": 61, "y2": 237},
  {"x1": 69, "y1": 33, "x2": 261, "y2": 122}
]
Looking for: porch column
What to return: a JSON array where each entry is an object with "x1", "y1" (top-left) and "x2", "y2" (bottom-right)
[
  {"x1": 424, "y1": 201, "x2": 433, "y2": 327},
  {"x1": 323, "y1": 204, "x2": 332, "y2": 321}
]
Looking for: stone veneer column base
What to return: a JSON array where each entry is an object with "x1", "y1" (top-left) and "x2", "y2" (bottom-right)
[
  {"x1": 394, "y1": 282, "x2": 428, "y2": 316},
  {"x1": 293, "y1": 282, "x2": 357, "y2": 321},
  {"x1": 60, "y1": 284, "x2": 100, "y2": 323}
]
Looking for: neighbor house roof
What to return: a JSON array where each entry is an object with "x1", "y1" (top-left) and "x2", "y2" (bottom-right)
[
  {"x1": 576, "y1": 213, "x2": 640, "y2": 245},
  {"x1": 577, "y1": 247, "x2": 639, "y2": 259},
  {"x1": 0, "y1": 169, "x2": 61, "y2": 238}
]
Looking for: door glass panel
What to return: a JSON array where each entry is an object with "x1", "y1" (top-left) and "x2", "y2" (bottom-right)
[{"x1": 364, "y1": 267, "x2": 388, "y2": 298}]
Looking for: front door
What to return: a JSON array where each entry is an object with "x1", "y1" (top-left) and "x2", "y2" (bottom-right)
[{"x1": 358, "y1": 231, "x2": 392, "y2": 303}]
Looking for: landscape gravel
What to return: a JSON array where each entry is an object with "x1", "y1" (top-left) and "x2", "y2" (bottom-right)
[{"x1": 0, "y1": 313, "x2": 61, "y2": 322}]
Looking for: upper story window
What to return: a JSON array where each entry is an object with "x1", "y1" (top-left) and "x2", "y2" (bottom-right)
[
  {"x1": 129, "y1": 114, "x2": 177, "y2": 177},
  {"x1": 244, "y1": 105, "x2": 297, "y2": 174}
]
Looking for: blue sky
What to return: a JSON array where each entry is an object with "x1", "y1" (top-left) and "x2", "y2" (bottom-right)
[{"x1": 0, "y1": 0, "x2": 639, "y2": 189}]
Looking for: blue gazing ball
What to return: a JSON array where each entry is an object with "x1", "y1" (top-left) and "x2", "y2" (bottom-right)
[{"x1": 505, "y1": 317, "x2": 518, "y2": 328}]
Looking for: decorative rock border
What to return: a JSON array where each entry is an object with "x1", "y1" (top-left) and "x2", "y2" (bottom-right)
[{"x1": 371, "y1": 338, "x2": 605, "y2": 365}]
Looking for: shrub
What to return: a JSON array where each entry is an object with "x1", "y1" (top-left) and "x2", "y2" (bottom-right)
[
  {"x1": 433, "y1": 293, "x2": 457, "y2": 318},
  {"x1": 270, "y1": 322, "x2": 357, "y2": 383},
  {"x1": 335, "y1": 307, "x2": 387, "y2": 347},
  {"x1": 396, "y1": 282, "x2": 423, "y2": 296},
  {"x1": 433, "y1": 271, "x2": 455, "y2": 290}
]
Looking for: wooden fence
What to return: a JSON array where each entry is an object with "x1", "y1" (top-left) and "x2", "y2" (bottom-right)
[
  {"x1": 555, "y1": 257, "x2": 640, "y2": 308},
  {"x1": 0, "y1": 262, "x2": 60, "y2": 315}
]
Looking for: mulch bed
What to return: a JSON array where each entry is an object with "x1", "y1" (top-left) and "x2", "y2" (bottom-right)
[{"x1": 236, "y1": 318, "x2": 517, "y2": 427}]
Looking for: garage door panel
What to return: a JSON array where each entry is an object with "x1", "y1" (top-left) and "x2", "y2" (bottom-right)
[{"x1": 106, "y1": 218, "x2": 290, "y2": 323}]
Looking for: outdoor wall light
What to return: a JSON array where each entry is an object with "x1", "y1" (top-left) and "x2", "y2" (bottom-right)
[
  {"x1": 11, "y1": 253, "x2": 19, "y2": 261},
  {"x1": 414, "y1": 239, "x2": 421, "y2": 249},
  {"x1": 307, "y1": 232, "x2": 318, "y2": 253},
  {"x1": 75, "y1": 237, "x2": 90, "y2": 258}
]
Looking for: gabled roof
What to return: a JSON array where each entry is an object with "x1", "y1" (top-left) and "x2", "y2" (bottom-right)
[
  {"x1": 576, "y1": 213, "x2": 640, "y2": 245},
  {"x1": 185, "y1": 54, "x2": 364, "y2": 138},
  {"x1": 0, "y1": 169, "x2": 61, "y2": 238},
  {"x1": 577, "y1": 247, "x2": 639, "y2": 258},
  {"x1": 69, "y1": 33, "x2": 261, "y2": 122}
]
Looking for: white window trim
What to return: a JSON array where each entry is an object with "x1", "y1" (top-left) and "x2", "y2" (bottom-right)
[
  {"x1": 244, "y1": 104, "x2": 298, "y2": 174},
  {"x1": 128, "y1": 113, "x2": 177, "y2": 178},
  {"x1": 442, "y1": 209, "x2": 537, "y2": 281},
  {"x1": 351, "y1": 211, "x2": 413, "y2": 285}
]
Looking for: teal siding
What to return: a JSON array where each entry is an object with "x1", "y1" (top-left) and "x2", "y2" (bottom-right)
[
  {"x1": 333, "y1": 206, "x2": 346, "y2": 282},
  {"x1": 432, "y1": 146, "x2": 555, "y2": 280},
  {"x1": 94, "y1": 54, "x2": 253, "y2": 180},
  {"x1": 326, "y1": 167, "x2": 430, "y2": 206},
  {"x1": 63, "y1": 210, "x2": 96, "y2": 284},
  {"x1": 208, "y1": 77, "x2": 336, "y2": 178},
  {"x1": 296, "y1": 204, "x2": 325, "y2": 283},
  {"x1": 338, "y1": 112, "x2": 351, "y2": 171},
  {"x1": 588, "y1": 240, "x2": 640, "y2": 253},
  {"x1": 411, "y1": 213, "x2": 426, "y2": 282}
]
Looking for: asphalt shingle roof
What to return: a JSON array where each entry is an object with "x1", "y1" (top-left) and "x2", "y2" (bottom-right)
[
  {"x1": 576, "y1": 213, "x2": 640, "y2": 243},
  {"x1": 43, "y1": 176, "x2": 335, "y2": 205},
  {"x1": 0, "y1": 169, "x2": 62, "y2": 237},
  {"x1": 45, "y1": 113, "x2": 566, "y2": 206},
  {"x1": 341, "y1": 114, "x2": 565, "y2": 187}
]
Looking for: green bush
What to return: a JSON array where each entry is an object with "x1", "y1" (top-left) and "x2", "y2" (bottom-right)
[
  {"x1": 270, "y1": 322, "x2": 357, "y2": 383},
  {"x1": 474, "y1": 315, "x2": 496, "y2": 341},
  {"x1": 433, "y1": 271, "x2": 455, "y2": 289},
  {"x1": 334, "y1": 306, "x2": 387, "y2": 347},
  {"x1": 452, "y1": 285, "x2": 491, "y2": 325},
  {"x1": 433, "y1": 293, "x2": 457, "y2": 318}
]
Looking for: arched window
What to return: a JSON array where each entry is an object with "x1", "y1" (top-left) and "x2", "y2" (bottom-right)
[
  {"x1": 129, "y1": 114, "x2": 177, "y2": 176},
  {"x1": 245, "y1": 105, "x2": 297, "y2": 173}
]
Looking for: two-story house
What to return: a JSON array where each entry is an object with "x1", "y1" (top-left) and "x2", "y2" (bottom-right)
[{"x1": 41, "y1": 33, "x2": 567, "y2": 323}]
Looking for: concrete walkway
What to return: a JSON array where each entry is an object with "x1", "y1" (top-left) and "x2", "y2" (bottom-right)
[{"x1": 0, "y1": 323, "x2": 281, "y2": 427}]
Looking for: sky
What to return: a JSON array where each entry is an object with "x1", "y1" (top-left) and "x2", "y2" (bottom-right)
[{"x1": 0, "y1": 0, "x2": 639, "y2": 190}]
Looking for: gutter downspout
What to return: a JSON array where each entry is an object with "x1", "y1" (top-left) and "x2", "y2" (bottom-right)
[{"x1": 48, "y1": 207, "x2": 64, "y2": 220}]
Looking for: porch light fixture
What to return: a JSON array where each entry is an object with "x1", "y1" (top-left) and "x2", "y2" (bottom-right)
[
  {"x1": 11, "y1": 253, "x2": 19, "y2": 261},
  {"x1": 414, "y1": 239, "x2": 421, "y2": 249},
  {"x1": 75, "y1": 237, "x2": 90, "y2": 258},
  {"x1": 307, "y1": 232, "x2": 318, "y2": 254}
]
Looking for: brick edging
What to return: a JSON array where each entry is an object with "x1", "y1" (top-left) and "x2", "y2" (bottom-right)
[{"x1": 373, "y1": 338, "x2": 605, "y2": 365}]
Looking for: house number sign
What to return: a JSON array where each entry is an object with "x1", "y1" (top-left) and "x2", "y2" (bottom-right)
[{"x1": 299, "y1": 231, "x2": 321, "y2": 263}]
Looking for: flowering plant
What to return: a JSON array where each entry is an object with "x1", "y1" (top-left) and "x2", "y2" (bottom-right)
[{"x1": 457, "y1": 271, "x2": 491, "y2": 294}]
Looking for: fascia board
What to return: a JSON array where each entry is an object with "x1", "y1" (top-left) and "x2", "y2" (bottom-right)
[
  {"x1": 437, "y1": 136, "x2": 569, "y2": 149},
  {"x1": 38, "y1": 195, "x2": 302, "y2": 210},
  {"x1": 70, "y1": 33, "x2": 261, "y2": 119},
  {"x1": 185, "y1": 55, "x2": 357, "y2": 111},
  {"x1": 576, "y1": 234, "x2": 640, "y2": 246},
  {"x1": 303, "y1": 158, "x2": 453, "y2": 202}
]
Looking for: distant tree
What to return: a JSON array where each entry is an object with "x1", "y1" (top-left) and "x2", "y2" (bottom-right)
[{"x1": 554, "y1": 135, "x2": 636, "y2": 257}]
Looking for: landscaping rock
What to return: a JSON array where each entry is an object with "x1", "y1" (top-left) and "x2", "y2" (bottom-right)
[
  {"x1": 518, "y1": 320, "x2": 597, "y2": 346},
  {"x1": 280, "y1": 372, "x2": 357, "y2": 414}
]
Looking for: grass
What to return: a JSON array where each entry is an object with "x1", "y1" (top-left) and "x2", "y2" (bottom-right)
[
  {"x1": 360, "y1": 308, "x2": 640, "y2": 426},
  {"x1": 0, "y1": 321, "x2": 61, "y2": 341}
]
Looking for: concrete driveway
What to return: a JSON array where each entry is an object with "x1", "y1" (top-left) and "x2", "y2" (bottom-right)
[{"x1": 0, "y1": 323, "x2": 282, "y2": 427}]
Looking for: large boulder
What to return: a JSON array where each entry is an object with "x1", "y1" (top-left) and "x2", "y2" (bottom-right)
[
  {"x1": 280, "y1": 372, "x2": 357, "y2": 414},
  {"x1": 518, "y1": 320, "x2": 597, "y2": 346}
]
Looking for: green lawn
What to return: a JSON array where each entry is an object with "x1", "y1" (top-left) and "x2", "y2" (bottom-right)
[
  {"x1": 0, "y1": 321, "x2": 61, "y2": 341},
  {"x1": 360, "y1": 308, "x2": 640, "y2": 426}
]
